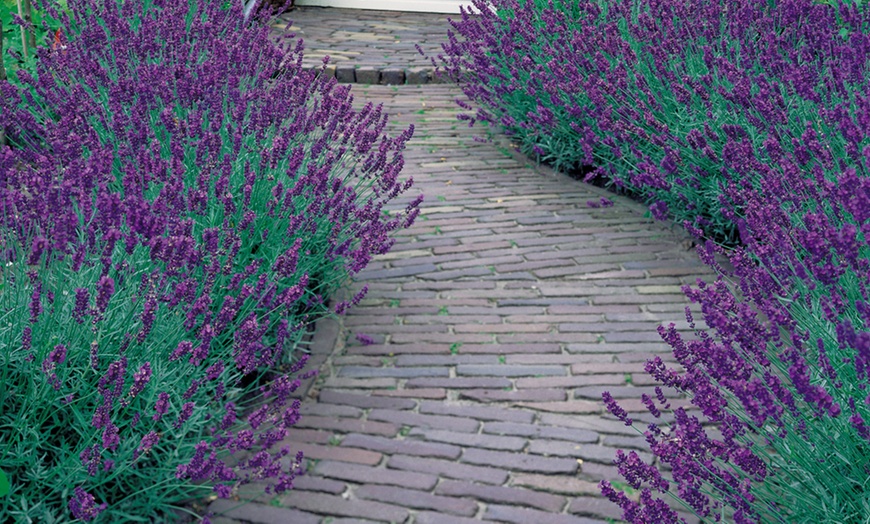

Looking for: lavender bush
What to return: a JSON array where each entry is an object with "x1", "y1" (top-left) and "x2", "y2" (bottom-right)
[
  {"x1": 0, "y1": 0, "x2": 420, "y2": 520},
  {"x1": 440, "y1": 0, "x2": 869, "y2": 522},
  {"x1": 439, "y1": 0, "x2": 868, "y2": 244}
]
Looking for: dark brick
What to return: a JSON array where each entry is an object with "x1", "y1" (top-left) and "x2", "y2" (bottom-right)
[
  {"x1": 292, "y1": 475, "x2": 346, "y2": 495},
  {"x1": 460, "y1": 388, "x2": 567, "y2": 403},
  {"x1": 291, "y1": 443, "x2": 382, "y2": 466},
  {"x1": 565, "y1": 342, "x2": 671, "y2": 355},
  {"x1": 407, "y1": 427, "x2": 527, "y2": 451},
  {"x1": 511, "y1": 474, "x2": 603, "y2": 496},
  {"x1": 515, "y1": 375, "x2": 625, "y2": 389},
  {"x1": 208, "y1": 499, "x2": 319, "y2": 524},
  {"x1": 388, "y1": 455, "x2": 508, "y2": 484},
  {"x1": 395, "y1": 355, "x2": 499, "y2": 366},
  {"x1": 461, "y1": 448, "x2": 578, "y2": 474},
  {"x1": 341, "y1": 433, "x2": 462, "y2": 459},
  {"x1": 483, "y1": 504, "x2": 604, "y2": 524},
  {"x1": 335, "y1": 65, "x2": 356, "y2": 83},
  {"x1": 514, "y1": 400, "x2": 603, "y2": 414},
  {"x1": 299, "y1": 404, "x2": 362, "y2": 418},
  {"x1": 315, "y1": 460, "x2": 438, "y2": 491},
  {"x1": 573, "y1": 385, "x2": 660, "y2": 400},
  {"x1": 498, "y1": 333, "x2": 598, "y2": 344},
  {"x1": 406, "y1": 68, "x2": 431, "y2": 85},
  {"x1": 482, "y1": 422, "x2": 599, "y2": 443},
  {"x1": 570, "y1": 362, "x2": 648, "y2": 374},
  {"x1": 292, "y1": 416, "x2": 398, "y2": 437},
  {"x1": 381, "y1": 68, "x2": 405, "y2": 85},
  {"x1": 538, "y1": 414, "x2": 637, "y2": 436},
  {"x1": 528, "y1": 440, "x2": 651, "y2": 464},
  {"x1": 338, "y1": 366, "x2": 449, "y2": 378},
  {"x1": 373, "y1": 388, "x2": 447, "y2": 399},
  {"x1": 355, "y1": 67, "x2": 380, "y2": 84},
  {"x1": 278, "y1": 491, "x2": 408, "y2": 522},
  {"x1": 356, "y1": 485, "x2": 477, "y2": 516},
  {"x1": 322, "y1": 377, "x2": 399, "y2": 389},
  {"x1": 451, "y1": 343, "x2": 562, "y2": 354},
  {"x1": 415, "y1": 512, "x2": 481, "y2": 524},
  {"x1": 406, "y1": 377, "x2": 512, "y2": 389},
  {"x1": 358, "y1": 263, "x2": 438, "y2": 280},
  {"x1": 367, "y1": 409, "x2": 480, "y2": 432},
  {"x1": 602, "y1": 434, "x2": 652, "y2": 451},
  {"x1": 317, "y1": 390, "x2": 416, "y2": 410},
  {"x1": 418, "y1": 400, "x2": 534, "y2": 423},
  {"x1": 568, "y1": 496, "x2": 624, "y2": 521},
  {"x1": 283, "y1": 428, "x2": 334, "y2": 445},
  {"x1": 435, "y1": 480, "x2": 566, "y2": 512},
  {"x1": 456, "y1": 364, "x2": 566, "y2": 377}
]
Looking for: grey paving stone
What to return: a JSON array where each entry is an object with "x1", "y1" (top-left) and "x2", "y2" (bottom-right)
[
  {"x1": 367, "y1": 408, "x2": 481, "y2": 432},
  {"x1": 483, "y1": 504, "x2": 606, "y2": 524},
  {"x1": 341, "y1": 433, "x2": 462, "y2": 459},
  {"x1": 335, "y1": 65, "x2": 356, "y2": 83},
  {"x1": 388, "y1": 455, "x2": 509, "y2": 484},
  {"x1": 278, "y1": 491, "x2": 408, "y2": 522},
  {"x1": 356, "y1": 485, "x2": 477, "y2": 516},
  {"x1": 355, "y1": 67, "x2": 380, "y2": 84},
  {"x1": 461, "y1": 448, "x2": 579, "y2": 474},
  {"x1": 483, "y1": 422, "x2": 599, "y2": 443},
  {"x1": 209, "y1": 500, "x2": 320, "y2": 524},
  {"x1": 456, "y1": 364, "x2": 566, "y2": 377},
  {"x1": 407, "y1": 428, "x2": 527, "y2": 451},
  {"x1": 435, "y1": 480, "x2": 566, "y2": 512},
  {"x1": 418, "y1": 400, "x2": 534, "y2": 423},
  {"x1": 337, "y1": 366, "x2": 449, "y2": 378},
  {"x1": 380, "y1": 68, "x2": 405, "y2": 85},
  {"x1": 315, "y1": 460, "x2": 438, "y2": 490}
]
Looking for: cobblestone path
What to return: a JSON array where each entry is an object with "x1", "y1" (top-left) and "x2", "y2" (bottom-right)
[
  {"x1": 206, "y1": 81, "x2": 716, "y2": 523},
  {"x1": 271, "y1": 7, "x2": 450, "y2": 84}
]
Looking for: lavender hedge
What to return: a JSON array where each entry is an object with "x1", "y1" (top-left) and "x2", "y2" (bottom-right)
[
  {"x1": 440, "y1": 0, "x2": 869, "y2": 522},
  {"x1": 440, "y1": 0, "x2": 868, "y2": 243},
  {"x1": 0, "y1": 0, "x2": 420, "y2": 520}
]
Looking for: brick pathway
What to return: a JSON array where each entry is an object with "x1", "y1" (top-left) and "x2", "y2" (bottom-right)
[
  {"x1": 206, "y1": 78, "x2": 716, "y2": 524},
  {"x1": 270, "y1": 7, "x2": 452, "y2": 84}
]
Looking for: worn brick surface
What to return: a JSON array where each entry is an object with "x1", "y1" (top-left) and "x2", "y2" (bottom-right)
[
  {"x1": 222, "y1": 17, "x2": 719, "y2": 521},
  {"x1": 484, "y1": 504, "x2": 608, "y2": 524},
  {"x1": 462, "y1": 448, "x2": 579, "y2": 474},
  {"x1": 435, "y1": 480, "x2": 567, "y2": 512},
  {"x1": 315, "y1": 460, "x2": 439, "y2": 490},
  {"x1": 356, "y1": 485, "x2": 478, "y2": 516},
  {"x1": 341, "y1": 433, "x2": 462, "y2": 459},
  {"x1": 388, "y1": 455, "x2": 509, "y2": 484},
  {"x1": 277, "y1": 492, "x2": 409, "y2": 522},
  {"x1": 208, "y1": 499, "x2": 320, "y2": 524}
]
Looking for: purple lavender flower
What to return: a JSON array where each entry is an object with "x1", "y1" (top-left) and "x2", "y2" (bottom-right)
[
  {"x1": 73, "y1": 288, "x2": 91, "y2": 324},
  {"x1": 355, "y1": 333, "x2": 376, "y2": 346},
  {"x1": 602, "y1": 391, "x2": 632, "y2": 426},
  {"x1": 136, "y1": 295, "x2": 158, "y2": 343},
  {"x1": 133, "y1": 431, "x2": 161, "y2": 460},
  {"x1": 123, "y1": 362, "x2": 152, "y2": 406},
  {"x1": 94, "y1": 276, "x2": 115, "y2": 318},
  {"x1": 153, "y1": 391, "x2": 170, "y2": 421},
  {"x1": 68, "y1": 487, "x2": 106, "y2": 521},
  {"x1": 173, "y1": 401, "x2": 195, "y2": 429}
]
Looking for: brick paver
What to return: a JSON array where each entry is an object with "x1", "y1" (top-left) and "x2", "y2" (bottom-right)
[
  {"x1": 270, "y1": 7, "x2": 452, "y2": 84},
  {"x1": 209, "y1": 7, "x2": 719, "y2": 524}
]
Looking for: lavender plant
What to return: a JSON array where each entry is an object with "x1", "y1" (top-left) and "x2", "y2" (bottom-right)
[
  {"x1": 600, "y1": 133, "x2": 870, "y2": 523},
  {"x1": 438, "y1": 0, "x2": 868, "y2": 244},
  {"x1": 0, "y1": 0, "x2": 420, "y2": 520}
]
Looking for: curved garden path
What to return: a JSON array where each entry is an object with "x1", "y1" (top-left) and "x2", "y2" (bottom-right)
[{"x1": 206, "y1": 8, "x2": 716, "y2": 524}]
